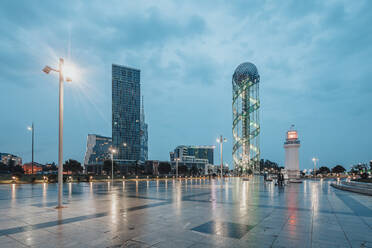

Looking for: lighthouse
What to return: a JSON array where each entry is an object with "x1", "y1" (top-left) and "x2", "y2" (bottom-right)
[{"x1": 284, "y1": 125, "x2": 300, "y2": 179}]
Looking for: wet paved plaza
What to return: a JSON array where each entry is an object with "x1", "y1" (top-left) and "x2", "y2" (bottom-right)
[{"x1": 0, "y1": 177, "x2": 371, "y2": 248}]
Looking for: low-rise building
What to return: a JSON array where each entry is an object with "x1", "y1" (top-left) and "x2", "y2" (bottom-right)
[
  {"x1": 170, "y1": 145, "x2": 215, "y2": 174},
  {"x1": 22, "y1": 162, "x2": 44, "y2": 174},
  {"x1": 0, "y1": 153, "x2": 22, "y2": 166}
]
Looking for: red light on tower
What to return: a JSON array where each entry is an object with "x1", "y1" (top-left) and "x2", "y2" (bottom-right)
[{"x1": 287, "y1": 131, "x2": 298, "y2": 140}]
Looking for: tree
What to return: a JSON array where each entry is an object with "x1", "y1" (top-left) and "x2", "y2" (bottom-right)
[
  {"x1": 350, "y1": 163, "x2": 368, "y2": 174},
  {"x1": 63, "y1": 159, "x2": 83, "y2": 175},
  {"x1": 0, "y1": 162, "x2": 9, "y2": 173},
  {"x1": 44, "y1": 162, "x2": 58, "y2": 172},
  {"x1": 331, "y1": 165, "x2": 346, "y2": 174},
  {"x1": 317, "y1": 166, "x2": 330, "y2": 175},
  {"x1": 190, "y1": 165, "x2": 199, "y2": 176},
  {"x1": 158, "y1": 163, "x2": 171, "y2": 175},
  {"x1": 103, "y1": 159, "x2": 118, "y2": 175},
  {"x1": 178, "y1": 165, "x2": 188, "y2": 175},
  {"x1": 259, "y1": 159, "x2": 279, "y2": 172}
]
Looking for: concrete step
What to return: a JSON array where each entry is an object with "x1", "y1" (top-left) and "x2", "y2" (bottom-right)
[{"x1": 331, "y1": 183, "x2": 372, "y2": 196}]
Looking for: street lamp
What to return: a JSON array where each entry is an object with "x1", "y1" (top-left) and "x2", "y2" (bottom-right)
[
  {"x1": 175, "y1": 158, "x2": 180, "y2": 178},
  {"x1": 216, "y1": 135, "x2": 227, "y2": 179},
  {"x1": 312, "y1": 157, "x2": 318, "y2": 178},
  {"x1": 110, "y1": 148, "x2": 117, "y2": 184},
  {"x1": 42, "y1": 58, "x2": 72, "y2": 209},
  {"x1": 27, "y1": 123, "x2": 34, "y2": 174}
]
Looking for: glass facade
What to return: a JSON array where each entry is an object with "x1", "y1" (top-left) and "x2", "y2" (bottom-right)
[
  {"x1": 112, "y1": 64, "x2": 141, "y2": 163},
  {"x1": 84, "y1": 134, "x2": 112, "y2": 165},
  {"x1": 170, "y1": 145, "x2": 214, "y2": 164}
]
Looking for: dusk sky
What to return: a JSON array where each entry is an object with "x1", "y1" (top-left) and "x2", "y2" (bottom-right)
[{"x1": 0, "y1": 1, "x2": 371, "y2": 170}]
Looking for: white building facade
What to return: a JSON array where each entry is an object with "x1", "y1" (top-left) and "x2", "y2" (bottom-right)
[{"x1": 284, "y1": 126, "x2": 301, "y2": 179}]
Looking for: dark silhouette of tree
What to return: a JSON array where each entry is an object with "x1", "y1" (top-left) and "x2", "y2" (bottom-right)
[
  {"x1": 317, "y1": 166, "x2": 330, "y2": 174},
  {"x1": 190, "y1": 165, "x2": 198, "y2": 176},
  {"x1": 158, "y1": 163, "x2": 171, "y2": 174},
  {"x1": 331, "y1": 165, "x2": 346, "y2": 174},
  {"x1": 0, "y1": 162, "x2": 9, "y2": 173},
  {"x1": 178, "y1": 165, "x2": 188, "y2": 175},
  {"x1": 259, "y1": 159, "x2": 279, "y2": 171},
  {"x1": 103, "y1": 159, "x2": 118, "y2": 175},
  {"x1": 44, "y1": 162, "x2": 58, "y2": 172},
  {"x1": 350, "y1": 163, "x2": 368, "y2": 174},
  {"x1": 63, "y1": 159, "x2": 83, "y2": 175}
]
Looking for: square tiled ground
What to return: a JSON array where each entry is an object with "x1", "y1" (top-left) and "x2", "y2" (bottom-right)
[
  {"x1": 0, "y1": 177, "x2": 371, "y2": 247},
  {"x1": 192, "y1": 221, "x2": 253, "y2": 239}
]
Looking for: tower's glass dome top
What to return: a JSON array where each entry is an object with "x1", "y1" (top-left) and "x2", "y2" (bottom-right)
[{"x1": 233, "y1": 62, "x2": 259, "y2": 84}]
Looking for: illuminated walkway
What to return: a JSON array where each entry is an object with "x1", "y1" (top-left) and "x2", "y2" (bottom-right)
[{"x1": 0, "y1": 177, "x2": 371, "y2": 247}]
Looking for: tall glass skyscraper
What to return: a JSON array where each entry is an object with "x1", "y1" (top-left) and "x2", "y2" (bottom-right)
[{"x1": 112, "y1": 64, "x2": 141, "y2": 163}]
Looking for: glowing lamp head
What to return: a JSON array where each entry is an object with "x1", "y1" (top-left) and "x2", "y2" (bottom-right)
[
  {"x1": 42, "y1": 66, "x2": 53, "y2": 74},
  {"x1": 62, "y1": 61, "x2": 78, "y2": 82},
  {"x1": 287, "y1": 131, "x2": 298, "y2": 140}
]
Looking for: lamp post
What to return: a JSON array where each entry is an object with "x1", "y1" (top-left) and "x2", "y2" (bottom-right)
[
  {"x1": 312, "y1": 157, "x2": 318, "y2": 178},
  {"x1": 110, "y1": 148, "x2": 117, "y2": 184},
  {"x1": 27, "y1": 123, "x2": 34, "y2": 174},
  {"x1": 216, "y1": 135, "x2": 227, "y2": 179},
  {"x1": 42, "y1": 58, "x2": 72, "y2": 209},
  {"x1": 175, "y1": 158, "x2": 180, "y2": 178}
]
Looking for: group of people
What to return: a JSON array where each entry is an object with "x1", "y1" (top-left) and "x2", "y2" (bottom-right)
[
  {"x1": 276, "y1": 172, "x2": 285, "y2": 186},
  {"x1": 263, "y1": 172, "x2": 285, "y2": 186}
]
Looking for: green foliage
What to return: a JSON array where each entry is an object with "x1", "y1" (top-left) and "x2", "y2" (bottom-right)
[
  {"x1": 178, "y1": 165, "x2": 188, "y2": 175},
  {"x1": 190, "y1": 165, "x2": 199, "y2": 176},
  {"x1": 63, "y1": 159, "x2": 83, "y2": 175},
  {"x1": 259, "y1": 159, "x2": 279, "y2": 171},
  {"x1": 103, "y1": 159, "x2": 118, "y2": 175},
  {"x1": 317, "y1": 166, "x2": 330, "y2": 174},
  {"x1": 331, "y1": 165, "x2": 346, "y2": 173},
  {"x1": 158, "y1": 162, "x2": 171, "y2": 174},
  {"x1": 350, "y1": 163, "x2": 368, "y2": 174}
]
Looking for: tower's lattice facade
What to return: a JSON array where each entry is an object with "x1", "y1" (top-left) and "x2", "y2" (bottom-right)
[{"x1": 232, "y1": 62, "x2": 260, "y2": 174}]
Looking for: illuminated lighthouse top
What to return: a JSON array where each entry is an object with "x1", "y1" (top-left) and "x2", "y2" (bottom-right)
[{"x1": 285, "y1": 125, "x2": 300, "y2": 145}]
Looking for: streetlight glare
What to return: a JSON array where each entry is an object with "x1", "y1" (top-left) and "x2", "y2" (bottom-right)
[
  {"x1": 27, "y1": 126, "x2": 32, "y2": 131},
  {"x1": 63, "y1": 61, "x2": 78, "y2": 82}
]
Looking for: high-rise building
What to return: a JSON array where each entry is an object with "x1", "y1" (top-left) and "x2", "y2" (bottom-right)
[
  {"x1": 232, "y1": 62, "x2": 260, "y2": 174},
  {"x1": 284, "y1": 125, "x2": 301, "y2": 179},
  {"x1": 112, "y1": 64, "x2": 141, "y2": 164},
  {"x1": 140, "y1": 96, "x2": 148, "y2": 162},
  {"x1": 84, "y1": 134, "x2": 112, "y2": 166}
]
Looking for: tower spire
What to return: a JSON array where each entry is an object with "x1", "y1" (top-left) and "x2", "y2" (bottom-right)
[{"x1": 141, "y1": 95, "x2": 145, "y2": 123}]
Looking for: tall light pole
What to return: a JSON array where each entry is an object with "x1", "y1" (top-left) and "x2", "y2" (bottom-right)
[
  {"x1": 110, "y1": 148, "x2": 117, "y2": 184},
  {"x1": 27, "y1": 123, "x2": 34, "y2": 174},
  {"x1": 217, "y1": 135, "x2": 227, "y2": 179},
  {"x1": 312, "y1": 157, "x2": 318, "y2": 178},
  {"x1": 43, "y1": 58, "x2": 72, "y2": 209},
  {"x1": 175, "y1": 158, "x2": 180, "y2": 178}
]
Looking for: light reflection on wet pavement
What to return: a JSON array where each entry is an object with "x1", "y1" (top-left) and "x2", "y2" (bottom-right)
[{"x1": 0, "y1": 177, "x2": 371, "y2": 247}]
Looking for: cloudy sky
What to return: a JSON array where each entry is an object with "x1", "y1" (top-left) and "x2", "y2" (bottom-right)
[{"x1": 0, "y1": 0, "x2": 371, "y2": 170}]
